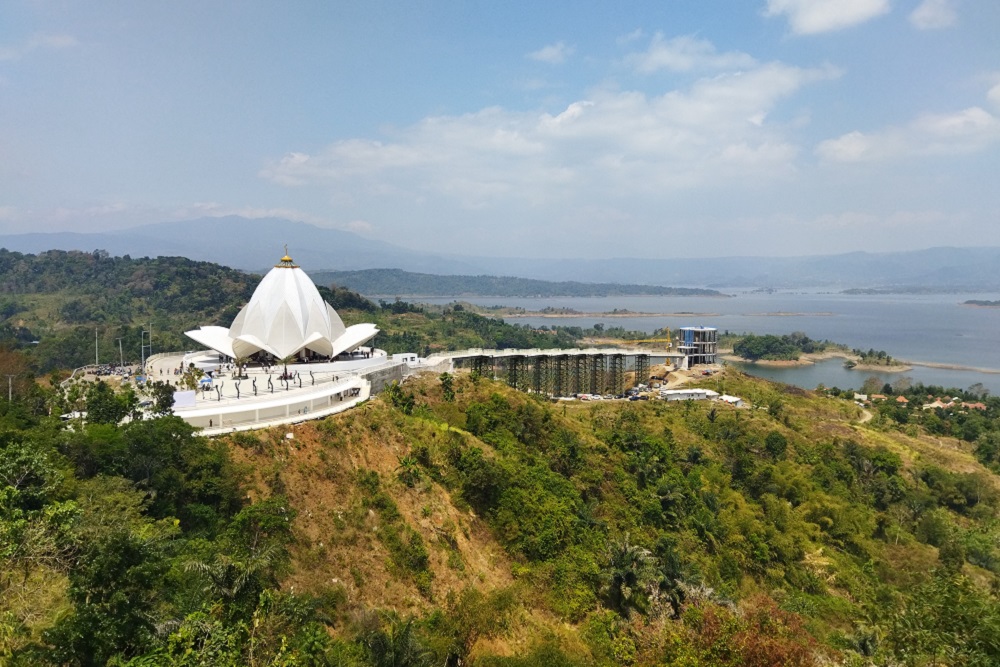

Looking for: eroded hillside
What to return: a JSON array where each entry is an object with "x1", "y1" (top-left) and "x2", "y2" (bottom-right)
[{"x1": 212, "y1": 367, "x2": 1000, "y2": 665}]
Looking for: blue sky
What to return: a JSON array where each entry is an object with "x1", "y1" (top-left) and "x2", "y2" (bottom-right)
[{"x1": 1, "y1": 1, "x2": 998, "y2": 258}]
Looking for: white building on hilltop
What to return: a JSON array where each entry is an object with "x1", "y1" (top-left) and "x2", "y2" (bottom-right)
[{"x1": 185, "y1": 252, "x2": 379, "y2": 363}]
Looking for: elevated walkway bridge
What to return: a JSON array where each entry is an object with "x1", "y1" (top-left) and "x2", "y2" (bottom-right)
[
  {"x1": 112, "y1": 346, "x2": 689, "y2": 435},
  {"x1": 425, "y1": 347, "x2": 688, "y2": 397}
]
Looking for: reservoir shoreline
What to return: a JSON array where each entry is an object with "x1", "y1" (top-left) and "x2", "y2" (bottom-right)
[{"x1": 413, "y1": 291, "x2": 1000, "y2": 392}]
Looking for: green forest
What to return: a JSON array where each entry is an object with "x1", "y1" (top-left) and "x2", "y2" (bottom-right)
[
  {"x1": 7, "y1": 361, "x2": 1000, "y2": 665},
  {"x1": 0, "y1": 250, "x2": 585, "y2": 373},
  {"x1": 4, "y1": 250, "x2": 1000, "y2": 665},
  {"x1": 731, "y1": 332, "x2": 833, "y2": 361},
  {"x1": 308, "y1": 268, "x2": 722, "y2": 298}
]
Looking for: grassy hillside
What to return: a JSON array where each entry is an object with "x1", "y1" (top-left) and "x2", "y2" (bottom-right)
[
  {"x1": 7, "y1": 361, "x2": 1000, "y2": 665},
  {"x1": 246, "y1": 371, "x2": 1000, "y2": 666}
]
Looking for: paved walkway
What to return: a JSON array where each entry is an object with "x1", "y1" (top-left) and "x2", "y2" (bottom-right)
[{"x1": 146, "y1": 352, "x2": 384, "y2": 435}]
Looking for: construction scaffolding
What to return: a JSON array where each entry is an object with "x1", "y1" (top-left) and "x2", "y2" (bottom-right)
[
  {"x1": 470, "y1": 355, "x2": 493, "y2": 378},
  {"x1": 608, "y1": 354, "x2": 625, "y2": 395},
  {"x1": 532, "y1": 356, "x2": 551, "y2": 395},
  {"x1": 634, "y1": 354, "x2": 650, "y2": 386},
  {"x1": 553, "y1": 355, "x2": 571, "y2": 396},
  {"x1": 455, "y1": 349, "x2": 646, "y2": 397}
]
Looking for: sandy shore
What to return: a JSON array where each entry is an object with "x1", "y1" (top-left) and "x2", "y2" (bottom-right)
[
  {"x1": 495, "y1": 309, "x2": 835, "y2": 319},
  {"x1": 904, "y1": 360, "x2": 1000, "y2": 374},
  {"x1": 722, "y1": 350, "x2": 913, "y2": 372},
  {"x1": 499, "y1": 311, "x2": 722, "y2": 318},
  {"x1": 849, "y1": 362, "x2": 912, "y2": 373}
]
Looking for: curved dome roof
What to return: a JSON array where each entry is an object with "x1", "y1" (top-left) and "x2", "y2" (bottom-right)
[
  {"x1": 229, "y1": 256, "x2": 346, "y2": 359},
  {"x1": 185, "y1": 253, "x2": 378, "y2": 360}
]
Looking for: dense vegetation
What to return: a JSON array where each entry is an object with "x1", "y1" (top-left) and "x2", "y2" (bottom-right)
[
  {"x1": 7, "y1": 350, "x2": 1000, "y2": 664},
  {"x1": 845, "y1": 349, "x2": 903, "y2": 368},
  {"x1": 309, "y1": 268, "x2": 722, "y2": 298},
  {"x1": 0, "y1": 249, "x2": 261, "y2": 372},
  {"x1": 367, "y1": 302, "x2": 583, "y2": 357},
  {"x1": 7, "y1": 250, "x2": 1000, "y2": 664},
  {"x1": 732, "y1": 332, "x2": 832, "y2": 361},
  {"x1": 0, "y1": 250, "x2": 591, "y2": 373}
]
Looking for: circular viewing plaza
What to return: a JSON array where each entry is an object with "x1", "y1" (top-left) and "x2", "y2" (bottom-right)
[
  {"x1": 153, "y1": 251, "x2": 407, "y2": 435},
  {"x1": 145, "y1": 349, "x2": 395, "y2": 436}
]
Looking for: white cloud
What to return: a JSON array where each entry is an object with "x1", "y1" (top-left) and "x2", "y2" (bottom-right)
[
  {"x1": 807, "y1": 209, "x2": 950, "y2": 230},
  {"x1": 617, "y1": 29, "x2": 644, "y2": 45},
  {"x1": 909, "y1": 0, "x2": 958, "y2": 29},
  {"x1": 344, "y1": 219, "x2": 374, "y2": 234},
  {"x1": 527, "y1": 41, "x2": 573, "y2": 65},
  {"x1": 763, "y1": 0, "x2": 891, "y2": 34},
  {"x1": 987, "y1": 82, "x2": 1000, "y2": 110},
  {"x1": 262, "y1": 59, "x2": 836, "y2": 212},
  {"x1": 626, "y1": 33, "x2": 757, "y2": 73},
  {"x1": 0, "y1": 33, "x2": 78, "y2": 61},
  {"x1": 816, "y1": 102, "x2": 1000, "y2": 162}
]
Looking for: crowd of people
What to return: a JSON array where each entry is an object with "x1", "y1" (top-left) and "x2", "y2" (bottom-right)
[{"x1": 89, "y1": 363, "x2": 133, "y2": 378}]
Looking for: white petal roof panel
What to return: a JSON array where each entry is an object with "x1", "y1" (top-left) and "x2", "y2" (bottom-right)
[
  {"x1": 185, "y1": 326, "x2": 236, "y2": 359},
  {"x1": 331, "y1": 323, "x2": 380, "y2": 357},
  {"x1": 184, "y1": 254, "x2": 380, "y2": 362}
]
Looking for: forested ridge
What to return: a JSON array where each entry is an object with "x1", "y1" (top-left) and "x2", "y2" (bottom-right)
[
  {"x1": 310, "y1": 268, "x2": 722, "y2": 298},
  {"x1": 0, "y1": 249, "x2": 261, "y2": 372},
  {"x1": 0, "y1": 249, "x2": 583, "y2": 373},
  {"x1": 0, "y1": 248, "x2": 257, "y2": 321}
]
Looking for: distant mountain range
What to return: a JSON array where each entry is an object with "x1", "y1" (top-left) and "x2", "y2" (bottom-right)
[
  {"x1": 2, "y1": 216, "x2": 999, "y2": 290},
  {"x1": 0, "y1": 216, "x2": 481, "y2": 276}
]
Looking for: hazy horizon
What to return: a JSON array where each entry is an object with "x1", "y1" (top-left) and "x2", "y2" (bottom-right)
[
  {"x1": 2, "y1": 1, "x2": 999, "y2": 259},
  {"x1": 2, "y1": 214, "x2": 999, "y2": 263}
]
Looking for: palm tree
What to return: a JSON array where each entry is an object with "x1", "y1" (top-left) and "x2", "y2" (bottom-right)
[
  {"x1": 364, "y1": 614, "x2": 430, "y2": 667},
  {"x1": 601, "y1": 533, "x2": 660, "y2": 617},
  {"x1": 184, "y1": 544, "x2": 282, "y2": 620},
  {"x1": 233, "y1": 355, "x2": 252, "y2": 380},
  {"x1": 279, "y1": 354, "x2": 296, "y2": 380}
]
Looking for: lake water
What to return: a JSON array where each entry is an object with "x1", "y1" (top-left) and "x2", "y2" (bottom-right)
[{"x1": 417, "y1": 291, "x2": 1000, "y2": 394}]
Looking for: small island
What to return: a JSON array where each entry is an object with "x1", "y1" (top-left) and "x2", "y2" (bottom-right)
[
  {"x1": 727, "y1": 332, "x2": 835, "y2": 364},
  {"x1": 964, "y1": 299, "x2": 1000, "y2": 307},
  {"x1": 844, "y1": 348, "x2": 910, "y2": 371},
  {"x1": 723, "y1": 333, "x2": 912, "y2": 371}
]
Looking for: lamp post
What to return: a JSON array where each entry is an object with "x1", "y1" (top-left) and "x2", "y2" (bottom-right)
[
  {"x1": 141, "y1": 324, "x2": 152, "y2": 375},
  {"x1": 141, "y1": 329, "x2": 147, "y2": 374}
]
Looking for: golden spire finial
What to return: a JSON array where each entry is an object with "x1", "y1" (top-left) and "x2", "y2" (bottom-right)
[{"x1": 277, "y1": 245, "x2": 297, "y2": 268}]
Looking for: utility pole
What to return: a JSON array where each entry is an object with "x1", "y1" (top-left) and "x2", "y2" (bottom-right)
[
  {"x1": 6, "y1": 374, "x2": 14, "y2": 402},
  {"x1": 115, "y1": 337, "x2": 124, "y2": 368},
  {"x1": 95, "y1": 327, "x2": 99, "y2": 365}
]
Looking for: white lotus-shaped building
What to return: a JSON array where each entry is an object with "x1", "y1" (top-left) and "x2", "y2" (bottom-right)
[{"x1": 185, "y1": 254, "x2": 379, "y2": 361}]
